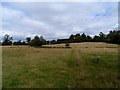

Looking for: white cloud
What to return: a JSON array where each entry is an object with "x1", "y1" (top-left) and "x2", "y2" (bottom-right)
[
  {"x1": 2, "y1": 0, "x2": 119, "y2": 2},
  {"x1": 1, "y1": 2, "x2": 118, "y2": 41},
  {"x1": 49, "y1": 3, "x2": 68, "y2": 11}
]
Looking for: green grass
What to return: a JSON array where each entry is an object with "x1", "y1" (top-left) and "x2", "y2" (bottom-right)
[{"x1": 2, "y1": 42, "x2": 119, "y2": 88}]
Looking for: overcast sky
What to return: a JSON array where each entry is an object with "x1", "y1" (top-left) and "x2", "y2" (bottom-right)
[{"x1": 1, "y1": 0, "x2": 118, "y2": 41}]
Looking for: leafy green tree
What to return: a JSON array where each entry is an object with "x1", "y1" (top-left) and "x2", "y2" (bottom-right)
[
  {"x1": 81, "y1": 33, "x2": 87, "y2": 41},
  {"x1": 86, "y1": 35, "x2": 92, "y2": 41},
  {"x1": 106, "y1": 30, "x2": 120, "y2": 44},
  {"x1": 29, "y1": 35, "x2": 46, "y2": 46},
  {"x1": 29, "y1": 36, "x2": 41, "y2": 46},
  {"x1": 74, "y1": 34, "x2": 81, "y2": 42},
  {"x1": 99, "y1": 32, "x2": 106, "y2": 42},
  {"x1": 2, "y1": 34, "x2": 13, "y2": 45},
  {"x1": 39, "y1": 36, "x2": 46, "y2": 45},
  {"x1": 93, "y1": 35, "x2": 100, "y2": 42}
]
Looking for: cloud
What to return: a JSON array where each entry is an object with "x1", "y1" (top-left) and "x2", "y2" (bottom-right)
[
  {"x1": 1, "y1": 2, "x2": 118, "y2": 41},
  {"x1": 2, "y1": 0, "x2": 119, "y2": 2}
]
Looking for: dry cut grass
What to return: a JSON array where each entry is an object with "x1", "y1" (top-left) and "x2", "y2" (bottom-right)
[{"x1": 2, "y1": 42, "x2": 119, "y2": 88}]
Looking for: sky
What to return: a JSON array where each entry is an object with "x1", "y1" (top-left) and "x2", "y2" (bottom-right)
[{"x1": 1, "y1": 0, "x2": 119, "y2": 41}]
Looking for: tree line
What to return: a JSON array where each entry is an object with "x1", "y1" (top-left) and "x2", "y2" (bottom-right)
[
  {"x1": 1, "y1": 29, "x2": 120, "y2": 46},
  {"x1": 50, "y1": 29, "x2": 120, "y2": 44}
]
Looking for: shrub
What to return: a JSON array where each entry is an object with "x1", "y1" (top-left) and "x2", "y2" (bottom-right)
[{"x1": 65, "y1": 43, "x2": 70, "y2": 47}]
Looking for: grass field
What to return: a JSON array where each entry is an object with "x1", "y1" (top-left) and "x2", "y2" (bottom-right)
[{"x1": 2, "y1": 42, "x2": 120, "y2": 88}]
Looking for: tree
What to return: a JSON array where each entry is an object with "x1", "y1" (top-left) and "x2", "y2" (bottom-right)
[
  {"x1": 29, "y1": 36, "x2": 41, "y2": 46},
  {"x1": 106, "y1": 30, "x2": 120, "y2": 44},
  {"x1": 46, "y1": 41, "x2": 50, "y2": 44},
  {"x1": 13, "y1": 40, "x2": 27, "y2": 45},
  {"x1": 81, "y1": 33, "x2": 87, "y2": 41},
  {"x1": 50, "y1": 40, "x2": 57, "y2": 44},
  {"x1": 26, "y1": 37, "x2": 31, "y2": 44},
  {"x1": 93, "y1": 35, "x2": 100, "y2": 42},
  {"x1": 99, "y1": 32, "x2": 106, "y2": 42},
  {"x1": 69, "y1": 34, "x2": 75, "y2": 42},
  {"x1": 74, "y1": 34, "x2": 81, "y2": 42},
  {"x1": 29, "y1": 35, "x2": 46, "y2": 46},
  {"x1": 86, "y1": 35, "x2": 92, "y2": 41},
  {"x1": 39, "y1": 36, "x2": 46, "y2": 45},
  {"x1": 2, "y1": 34, "x2": 13, "y2": 45}
]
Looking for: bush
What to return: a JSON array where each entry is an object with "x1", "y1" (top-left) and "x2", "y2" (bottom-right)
[{"x1": 65, "y1": 43, "x2": 70, "y2": 47}]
